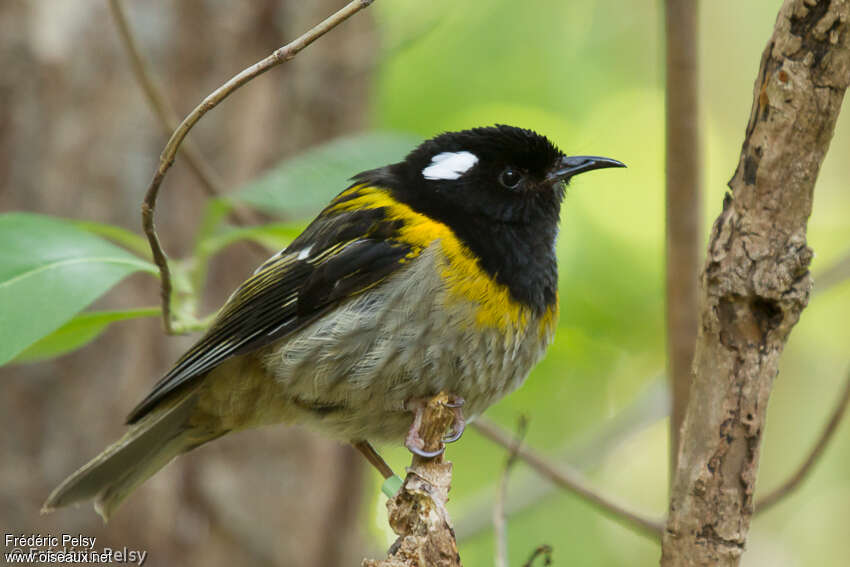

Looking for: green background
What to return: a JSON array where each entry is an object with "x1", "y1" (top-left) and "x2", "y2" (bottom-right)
[{"x1": 364, "y1": 0, "x2": 850, "y2": 565}]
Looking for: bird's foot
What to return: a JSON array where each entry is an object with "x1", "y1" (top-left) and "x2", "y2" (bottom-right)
[
  {"x1": 442, "y1": 396, "x2": 466, "y2": 444},
  {"x1": 404, "y1": 395, "x2": 466, "y2": 458}
]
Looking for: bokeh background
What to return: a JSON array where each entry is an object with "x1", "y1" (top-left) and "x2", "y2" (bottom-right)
[{"x1": 2, "y1": 1, "x2": 848, "y2": 565}]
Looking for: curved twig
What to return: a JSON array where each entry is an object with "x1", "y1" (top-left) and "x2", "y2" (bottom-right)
[
  {"x1": 455, "y1": 380, "x2": 667, "y2": 542},
  {"x1": 521, "y1": 545, "x2": 553, "y2": 567},
  {"x1": 472, "y1": 418, "x2": 664, "y2": 540},
  {"x1": 494, "y1": 416, "x2": 528, "y2": 567},
  {"x1": 109, "y1": 0, "x2": 264, "y2": 233},
  {"x1": 139, "y1": 0, "x2": 375, "y2": 333},
  {"x1": 108, "y1": 0, "x2": 224, "y2": 200},
  {"x1": 755, "y1": 367, "x2": 850, "y2": 514}
]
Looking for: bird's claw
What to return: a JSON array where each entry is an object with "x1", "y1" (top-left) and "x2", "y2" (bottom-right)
[
  {"x1": 404, "y1": 414, "x2": 446, "y2": 457},
  {"x1": 404, "y1": 395, "x2": 466, "y2": 458},
  {"x1": 405, "y1": 442, "x2": 446, "y2": 459},
  {"x1": 444, "y1": 396, "x2": 465, "y2": 409},
  {"x1": 442, "y1": 397, "x2": 466, "y2": 444},
  {"x1": 441, "y1": 426, "x2": 464, "y2": 444}
]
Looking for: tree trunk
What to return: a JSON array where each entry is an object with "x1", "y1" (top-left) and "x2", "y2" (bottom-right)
[{"x1": 661, "y1": 1, "x2": 850, "y2": 565}]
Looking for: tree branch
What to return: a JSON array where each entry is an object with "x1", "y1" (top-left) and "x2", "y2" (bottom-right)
[
  {"x1": 472, "y1": 418, "x2": 664, "y2": 540},
  {"x1": 664, "y1": 0, "x2": 702, "y2": 479},
  {"x1": 454, "y1": 381, "x2": 667, "y2": 542},
  {"x1": 363, "y1": 393, "x2": 462, "y2": 567},
  {"x1": 139, "y1": 0, "x2": 375, "y2": 333},
  {"x1": 755, "y1": 366, "x2": 850, "y2": 514},
  {"x1": 661, "y1": 1, "x2": 850, "y2": 565},
  {"x1": 493, "y1": 417, "x2": 527, "y2": 567},
  {"x1": 108, "y1": 0, "x2": 222, "y2": 199},
  {"x1": 521, "y1": 545, "x2": 553, "y2": 567},
  {"x1": 109, "y1": 0, "x2": 268, "y2": 233}
]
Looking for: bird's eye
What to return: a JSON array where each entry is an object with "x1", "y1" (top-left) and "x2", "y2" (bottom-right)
[{"x1": 499, "y1": 167, "x2": 523, "y2": 189}]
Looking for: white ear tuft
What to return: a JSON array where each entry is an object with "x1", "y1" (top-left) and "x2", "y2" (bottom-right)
[{"x1": 422, "y1": 151, "x2": 478, "y2": 180}]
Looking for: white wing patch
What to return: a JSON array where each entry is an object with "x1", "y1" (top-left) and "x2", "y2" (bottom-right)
[
  {"x1": 252, "y1": 245, "x2": 314, "y2": 276},
  {"x1": 297, "y1": 245, "x2": 313, "y2": 260},
  {"x1": 422, "y1": 151, "x2": 478, "y2": 180}
]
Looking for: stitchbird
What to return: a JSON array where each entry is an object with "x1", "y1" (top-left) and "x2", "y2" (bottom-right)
[{"x1": 43, "y1": 124, "x2": 623, "y2": 519}]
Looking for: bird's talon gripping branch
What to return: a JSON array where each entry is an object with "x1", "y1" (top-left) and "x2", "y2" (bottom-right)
[
  {"x1": 441, "y1": 423, "x2": 465, "y2": 444},
  {"x1": 404, "y1": 395, "x2": 466, "y2": 456},
  {"x1": 406, "y1": 443, "x2": 446, "y2": 459},
  {"x1": 442, "y1": 397, "x2": 466, "y2": 444},
  {"x1": 404, "y1": 398, "x2": 441, "y2": 457},
  {"x1": 443, "y1": 396, "x2": 465, "y2": 409}
]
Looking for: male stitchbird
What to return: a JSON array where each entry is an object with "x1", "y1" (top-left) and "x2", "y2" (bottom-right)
[{"x1": 43, "y1": 124, "x2": 624, "y2": 519}]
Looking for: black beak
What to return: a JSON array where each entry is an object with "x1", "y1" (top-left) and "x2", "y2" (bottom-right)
[{"x1": 545, "y1": 155, "x2": 626, "y2": 183}]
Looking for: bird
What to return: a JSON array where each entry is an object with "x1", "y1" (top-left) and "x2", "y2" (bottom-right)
[{"x1": 42, "y1": 124, "x2": 624, "y2": 520}]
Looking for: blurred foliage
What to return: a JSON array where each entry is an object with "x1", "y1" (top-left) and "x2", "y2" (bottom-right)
[
  {"x1": 363, "y1": 1, "x2": 850, "y2": 566},
  {"x1": 233, "y1": 131, "x2": 421, "y2": 217},
  {"x1": 13, "y1": 308, "x2": 160, "y2": 363},
  {"x1": 0, "y1": 214, "x2": 156, "y2": 365},
  {"x1": 0, "y1": 134, "x2": 423, "y2": 362}
]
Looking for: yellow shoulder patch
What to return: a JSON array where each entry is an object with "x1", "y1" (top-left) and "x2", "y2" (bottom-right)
[{"x1": 330, "y1": 185, "x2": 539, "y2": 333}]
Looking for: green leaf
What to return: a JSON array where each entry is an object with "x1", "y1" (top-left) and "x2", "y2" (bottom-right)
[
  {"x1": 13, "y1": 308, "x2": 160, "y2": 363},
  {"x1": 0, "y1": 213, "x2": 158, "y2": 366},
  {"x1": 232, "y1": 131, "x2": 421, "y2": 217},
  {"x1": 71, "y1": 220, "x2": 152, "y2": 259},
  {"x1": 193, "y1": 197, "x2": 235, "y2": 256},
  {"x1": 202, "y1": 222, "x2": 306, "y2": 256}
]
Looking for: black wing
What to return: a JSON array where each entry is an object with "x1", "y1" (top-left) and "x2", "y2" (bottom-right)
[{"x1": 126, "y1": 202, "x2": 417, "y2": 424}]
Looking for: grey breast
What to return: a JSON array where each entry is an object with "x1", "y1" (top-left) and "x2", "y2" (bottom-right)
[{"x1": 262, "y1": 243, "x2": 549, "y2": 441}]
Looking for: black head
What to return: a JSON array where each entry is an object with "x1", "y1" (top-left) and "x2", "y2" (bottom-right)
[
  {"x1": 353, "y1": 125, "x2": 624, "y2": 311},
  {"x1": 402, "y1": 125, "x2": 567, "y2": 222},
  {"x1": 357, "y1": 124, "x2": 624, "y2": 225}
]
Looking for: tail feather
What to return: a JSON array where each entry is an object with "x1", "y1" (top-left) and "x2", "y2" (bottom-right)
[{"x1": 42, "y1": 387, "x2": 215, "y2": 521}]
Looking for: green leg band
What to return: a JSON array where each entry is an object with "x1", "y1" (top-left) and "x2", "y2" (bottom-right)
[{"x1": 381, "y1": 474, "x2": 404, "y2": 498}]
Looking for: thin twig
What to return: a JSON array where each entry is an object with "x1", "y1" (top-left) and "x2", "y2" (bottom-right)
[
  {"x1": 138, "y1": 0, "x2": 375, "y2": 333},
  {"x1": 455, "y1": 380, "x2": 668, "y2": 542},
  {"x1": 521, "y1": 545, "x2": 553, "y2": 567},
  {"x1": 109, "y1": 0, "x2": 224, "y2": 200},
  {"x1": 494, "y1": 416, "x2": 528, "y2": 567},
  {"x1": 664, "y1": 0, "x2": 701, "y2": 479},
  {"x1": 109, "y1": 0, "x2": 268, "y2": 229},
  {"x1": 472, "y1": 418, "x2": 664, "y2": 540},
  {"x1": 755, "y1": 367, "x2": 850, "y2": 514}
]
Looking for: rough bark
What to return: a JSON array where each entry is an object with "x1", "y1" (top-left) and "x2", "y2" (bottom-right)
[
  {"x1": 661, "y1": 1, "x2": 850, "y2": 565},
  {"x1": 363, "y1": 394, "x2": 462, "y2": 567}
]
